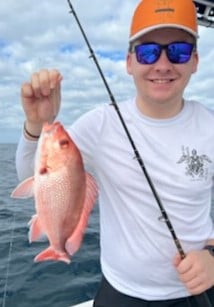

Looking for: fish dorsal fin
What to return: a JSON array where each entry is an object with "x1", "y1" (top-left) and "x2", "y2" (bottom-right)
[
  {"x1": 83, "y1": 172, "x2": 98, "y2": 216},
  {"x1": 11, "y1": 177, "x2": 34, "y2": 199}
]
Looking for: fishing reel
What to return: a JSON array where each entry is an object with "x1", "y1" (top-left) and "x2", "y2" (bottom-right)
[{"x1": 193, "y1": 0, "x2": 214, "y2": 27}]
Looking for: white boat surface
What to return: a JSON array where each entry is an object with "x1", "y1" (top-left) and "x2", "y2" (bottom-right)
[{"x1": 71, "y1": 299, "x2": 93, "y2": 307}]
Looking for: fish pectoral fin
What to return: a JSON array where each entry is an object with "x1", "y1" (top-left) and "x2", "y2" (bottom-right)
[
  {"x1": 65, "y1": 173, "x2": 98, "y2": 256},
  {"x1": 11, "y1": 176, "x2": 34, "y2": 199},
  {"x1": 34, "y1": 247, "x2": 70, "y2": 264},
  {"x1": 28, "y1": 215, "x2": 46, "y2": 243}
]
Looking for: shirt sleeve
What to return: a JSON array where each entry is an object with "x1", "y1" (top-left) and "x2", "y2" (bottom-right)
[
  {"x1": 15, "y1": 133, "x2": 38, "y2": 181},
  {"x1": 209, "y1": 183, "x2": 214, "y2": 239}
]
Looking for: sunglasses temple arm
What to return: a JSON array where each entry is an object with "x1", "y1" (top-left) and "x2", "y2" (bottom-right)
[{"x1": 67, "y1": 2, "x2": 212, "y2": 306}]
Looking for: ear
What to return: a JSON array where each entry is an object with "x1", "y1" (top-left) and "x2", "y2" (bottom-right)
[
  {"x1": 191, "y1": 51, "x2": 199, "y2": 74},
  {"x1": 126, "y1": 53, "x2": 133, "y2": 75}
]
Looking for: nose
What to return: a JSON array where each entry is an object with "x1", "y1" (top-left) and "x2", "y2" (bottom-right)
[{"x1": 155, "y1": 50, "x2": 172, "y2": 70}]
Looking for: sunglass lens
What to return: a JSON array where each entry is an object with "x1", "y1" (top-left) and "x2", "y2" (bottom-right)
[
  {"x1": 167, "y1": 43, "x2": 193, "y2": 64},
  {"x1": 135, "y1": 44, "x2": 161, "y2": 64}
]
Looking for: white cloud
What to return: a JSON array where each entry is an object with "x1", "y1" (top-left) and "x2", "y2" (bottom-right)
[{"x1": 0, "y1": 0, "x2": 214, "y2": 143}]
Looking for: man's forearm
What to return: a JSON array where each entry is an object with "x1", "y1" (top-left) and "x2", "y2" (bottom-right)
[{"x1": 16, "y1": 133, "x2": 37, "y2": 181}]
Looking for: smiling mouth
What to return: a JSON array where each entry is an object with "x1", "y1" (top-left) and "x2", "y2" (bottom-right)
[{"x1": 151, "y1": 79, "x2": 174, "y2": 84}]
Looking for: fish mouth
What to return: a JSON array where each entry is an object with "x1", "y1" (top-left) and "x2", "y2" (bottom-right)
[{"x1": 42, "y1": 121, "x2": 62, "y2": 133}]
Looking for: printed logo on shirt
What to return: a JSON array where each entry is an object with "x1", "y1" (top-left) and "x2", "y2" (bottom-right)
[{"x1": 177, "y1": 146, "x2": 212, "y2": 181}]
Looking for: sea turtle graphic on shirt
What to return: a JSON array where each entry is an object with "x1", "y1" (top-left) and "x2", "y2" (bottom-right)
[{"x1": 177, "y1": 148, "x2": 212, "y2": 178}]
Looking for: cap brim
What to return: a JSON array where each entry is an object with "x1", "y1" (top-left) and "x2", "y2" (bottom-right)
[{"x1": 129, "y1": 24, "x2": 199, "y2": 43}]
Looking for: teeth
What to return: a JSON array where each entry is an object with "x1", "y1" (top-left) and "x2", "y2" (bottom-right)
[{"x1": 152, "y1": 79, "x2": 171, "y2": 84}]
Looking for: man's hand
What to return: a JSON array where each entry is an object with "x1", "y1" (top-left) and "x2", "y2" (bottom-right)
[
  {"x1": 174, "y1": 250, "x2": 214, "y2": 295},
  {"x1": 21, "y1": 69, "x2": 63, "y2": 137}
]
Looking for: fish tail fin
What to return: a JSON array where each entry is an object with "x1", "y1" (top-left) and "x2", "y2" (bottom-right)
[
  {"x1": 34, "y1": 247, "x2": 70, "y2": 264},
  {"x1": 65, "y1": 172, "x2": 98, "y2": 256}
]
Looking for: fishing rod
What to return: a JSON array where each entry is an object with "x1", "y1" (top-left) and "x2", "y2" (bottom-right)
[{"x1": 66, "y1": 1, "x2": 213, "y2": 306}]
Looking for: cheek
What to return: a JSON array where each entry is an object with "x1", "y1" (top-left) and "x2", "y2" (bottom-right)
[
  {"x1": 177, "y1": 59, "x2": 198, "y2": 81},
  {"x1": 178, "y1": 67, "x2": 195, "y2": 89},
  {"x1": 126, "y1": 53, "x2": 141, "y2": 76}
]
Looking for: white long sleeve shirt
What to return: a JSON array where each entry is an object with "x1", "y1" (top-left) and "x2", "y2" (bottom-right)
[{"x1": 16, "y1": 99, "x2": 214, "y2": 300}]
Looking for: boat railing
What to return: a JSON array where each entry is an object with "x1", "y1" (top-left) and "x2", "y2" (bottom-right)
[{"x1": 194, "y1": 0, "x2": 214, "y2": 27}]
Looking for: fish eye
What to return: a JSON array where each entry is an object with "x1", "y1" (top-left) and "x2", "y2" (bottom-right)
[
  {"x1": 39, "y1": 167, "x2": 48, "y2": 175},
  {"x1": 59, "y1": 139, "x2": 69, "y2": 148}
]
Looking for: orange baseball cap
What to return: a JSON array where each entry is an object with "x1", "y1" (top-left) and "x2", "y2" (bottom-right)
[{"x1": 129, "y1": 0, "x2": 199, "y2": 42}]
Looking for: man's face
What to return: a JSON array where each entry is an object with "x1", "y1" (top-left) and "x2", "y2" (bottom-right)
[{"x1": 126, "y1": 28, "x2": 198, "y2": 117}]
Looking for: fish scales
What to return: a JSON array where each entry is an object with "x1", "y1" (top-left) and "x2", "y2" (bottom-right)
[{"x1": 11, "y1": 121, "x2": 98, "y2": 264}]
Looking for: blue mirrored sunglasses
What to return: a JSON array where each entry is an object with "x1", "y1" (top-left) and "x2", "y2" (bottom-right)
[{"x1": 133, "y1": 42, "x2": 195, "y2": 65}]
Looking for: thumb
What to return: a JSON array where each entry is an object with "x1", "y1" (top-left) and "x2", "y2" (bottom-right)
[{"x1": 173, "y1": 253, "x2": 182, "y2": 268}]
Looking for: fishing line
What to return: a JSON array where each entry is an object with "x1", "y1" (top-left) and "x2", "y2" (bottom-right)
[
  {"x1": 66, "y1": 1, "x2": 213, "y2": 306},
  {"x1": 1, "y1": 211, "x2": 16, "y2": 307}
]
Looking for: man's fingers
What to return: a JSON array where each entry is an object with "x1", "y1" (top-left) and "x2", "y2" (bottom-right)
[
  {"x1": 21, "y1": 82, "x2": 34, "y2": 99},
  {"x1": 31, "y1": 69, "x2": 51, "y2": 97},
  {"x1": 179, "y1": 269, "x2": 198, "y2": 283},
  {"x1": 49, "y1": 69, "x2": 63, "y2": 89},
  {"x1": 176, "y1": 257, "x2": 193, "y2": 275}
]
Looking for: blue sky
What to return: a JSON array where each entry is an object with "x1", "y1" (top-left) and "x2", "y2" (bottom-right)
[{"x1": 0, "y1": 0, "x2": 214, "y2": 143}]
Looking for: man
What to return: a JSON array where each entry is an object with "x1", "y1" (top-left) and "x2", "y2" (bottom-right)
[{"x1": 16, "y1": 0, "x2": 214, "y2": 306}]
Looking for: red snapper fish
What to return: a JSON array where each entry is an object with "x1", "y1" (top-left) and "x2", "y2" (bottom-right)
[{"x1": 11, "y1": 122, "x2": 98, "y2": 264}]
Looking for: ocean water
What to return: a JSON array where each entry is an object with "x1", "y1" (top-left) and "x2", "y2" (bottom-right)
[{"x1": 0, "y1": 144, "x2": 101, "y2": 307}]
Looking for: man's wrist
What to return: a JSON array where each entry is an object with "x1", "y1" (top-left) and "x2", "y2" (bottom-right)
[{"x1": 23, "y1": 121, "x2": 42, "y2": 140}]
